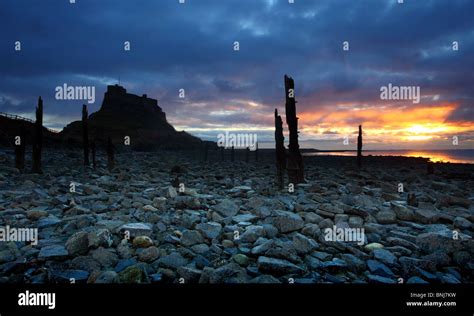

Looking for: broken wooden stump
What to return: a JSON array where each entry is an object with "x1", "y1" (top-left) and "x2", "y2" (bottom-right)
[
  {"x1": 275, "y1": 108, "x2": 286, "y2": 189},
  {"x1": 357, "y1": 125, "x2": 363, "y2": 168},
  {"x1": 91, "y1": 141, "x2": 97, "y2": 169},
  {"x1": 284, "y1": 75, "x2": 304, "y2": 183},
  {"x1": 82, "y1": 104, "x2": 90, "y2": 166},
  {"x1": 107, "y1": 137, "x2": 115, "y2": 171},
  {"x1": 32, "y1": 97, "x2": 43, "y2": 174}
]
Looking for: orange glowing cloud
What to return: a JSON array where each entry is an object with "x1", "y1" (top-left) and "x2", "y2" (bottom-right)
[{"x1": 298, "y1": 103, "x2": 474, "y2": 145}]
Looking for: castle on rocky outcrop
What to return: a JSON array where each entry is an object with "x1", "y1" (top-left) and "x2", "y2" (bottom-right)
[
  {"x1": 98, "y1": 84, "x2": 167, "y2": 123},
  {"x1": 61, "y1": 84, "x2": 202, "y2": 150}
]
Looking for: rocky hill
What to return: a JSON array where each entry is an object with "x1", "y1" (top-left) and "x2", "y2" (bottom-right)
[{"x1": 60, "y1": 84, "x2": 203, "y2": 150}]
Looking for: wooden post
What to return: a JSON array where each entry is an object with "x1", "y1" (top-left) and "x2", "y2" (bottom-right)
[
  {"x1": 82, "y1": 104, "x2": 90, "y2": 166},
  {"x1": 32, "y1": 97, "x2": 43, "y2": 174},
  {"x1": 107, "y1": 137, "x2": 115, "y2": 171},
  {"x1": 357, "y1": 125, "x2": 362, "y2": 168},
  {"x1": 284, "y1": 75, "x2": 304, "y2": 183},
  {"x1": 91, "y1": 141, "x2": 97, "y2": 169},
  {"x1": 275, "y1": 109, "x2": 286, "y2": 189}
]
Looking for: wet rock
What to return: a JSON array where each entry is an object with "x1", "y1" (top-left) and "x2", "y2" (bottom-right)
[
  {"x1": 257, "y1": 256, "x2": 304, "y2": 275},
  {"x1": 270, "y1": 210, "x2": 304, "y2": 233},
  {"x1": 364, "y1": 243, "x2": 384, "y2": 251},
  {"x1": 413, "y1": 208, "x2": 439, "y2": 224},
  {"x1": 292, "y1": 233, "x2": 318, "y2": 254},
  {"x1": 70, "y1": 256, "x2": 101, "y2": 272},
  {"x1": 232, "y1": 214, "x2": 258, "y2": 223},
  {"x1": 232, "y1": 254, "x2": 250, "y2": 266},
  {"x1": 320, "y1": 258, "x2": 348, "y2": 273},
  {"x1": 174, "y1": 196, "x2": 201, "y2": 209},
  {"x1": 391, "y1": 202, "x2": 414, "y2": 221},
  {"x1": 37, "y1": 216, "x2": 62, "y2": 229},
  {"x1": 399, "y1": 257, "x2": 437, "y2": 275},
  {"x1": 114, "y1": 258, "x2": 138, "y2": 273},
  {"x1": 152, "y1": 197, "x2": 167, "y2": 210},
  {"x1": 119, "y1": 223, "x2": 153, "y2": 238},
  {"x1": 118, "y1": 265, "x2": 147, "y2": 283},
  {"x1": 158, "y1": 252, "x2": 188, "y2": 269},
  {"x1": 440, "y1": 196, "x2": 471, "y2": 209},
  {"x1": 26, "y1": 210, "x2": 48, "y2": 221},
  {"x1": 137, "y1": 246, "x2": 160, "y2": 262},
  {"x1": 416, "y1": 230, "x2": 470, "y2": 254},
  {"x1": 94, "y1": 271, "x2": 119, "y2": 283},
  {"x1": 166, "y1": 186, "x2": 178, "y2": 199},
  {"x1": 318, "y1": 218, "x2": 334, "y2": 230},
  {"x1": 177, "y1": 266, "x2": 202, "y2": 283},
  {"x1": 88, "y1": 229, "x2": 113, "y2": 248},
  {"x1": 438, "y1": 273, "x2": 461, "y2": 284},
  {"x1": 142, "y1": 205, "x2": 158, "y2": 212},
  {"x1": 133, "y1": 236, "x2": 154, "y2": 248},
  {"x1": 38, "y1": 245, "x2": 68, "y2": 261},
  {"x1": 340, "y1": 254, "x2": 365, "y2": 272},
  {"x1": 375, "y1": 210, "x2": 397, "y2": 224},
  {"x1": 373, "y1": 249, "x2": 397, "y2": 266},
  {"x1": 191, "y1": 243, "x2": 209, "y2": 254},
  {"x1": 239, "y1": 225, "x2": 265, "y2": 243},
  {"x1": 213, "y1": 199, "x2": 239, "y2": 217},
  {"x1": 65, "y1": 231, "x2": 89, "y2": 256},
  {"x1": 91, "y1": 248, "x2": 119, "y2": 268},
  {"x1": 196, "y1": 222, "x2": 222, "y2": 240},
  {"x1": 209, "y1": 263, "x2": 248, "y2": 283},
  {"x1": 453, "y1": 217, "x2": 472, "y2": 230},
  {"x1": 180, "y1": 230, "x2": 204, "y2": 246},
  {"x1": 367, "y1": 260, "x2": 395, "y2": 277}
]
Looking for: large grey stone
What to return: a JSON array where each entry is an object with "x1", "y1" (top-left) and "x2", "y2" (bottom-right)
[
  {"x1": 271, "y1": 210, "x2": 304, "y2": 233},
  {"x1": 257, "y1": 256, "x2": 304, "y2": 275}
]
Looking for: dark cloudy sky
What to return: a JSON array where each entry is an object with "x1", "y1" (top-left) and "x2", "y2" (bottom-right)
[{"x1": 1, "y1": 0, "x2": 473, "y2": 149}]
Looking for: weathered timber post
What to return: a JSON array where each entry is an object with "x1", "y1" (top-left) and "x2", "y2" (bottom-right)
[
  {"x1": 32, "y1": 97, "x2": 43, "y2": 174},
  {"x1": 357, "y1": 125, "x2": 363, "y2": 168},
  {"x1": 91, "y1": 141, "x2": 97, "y2": 169},
  {"x1": 107, "y1": 137, "x2": 115, "y2": 171},
  {"x1": 275, "y1": 109, "x2": 286, "y2": 189},
  {"x1": 82, "y1": 104, "x2": 90, "y2": 166},
  {"x1": 15, "y1": 124, "x2": 26, "y2": 171},
  {"x1": 284, "y1": 75, "x2": 304, "y2": 183}
]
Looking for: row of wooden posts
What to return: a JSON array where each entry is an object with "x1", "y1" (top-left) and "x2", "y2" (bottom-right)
[
  {"x1": 13, "y1": 75, "x2": 363, "y2": 186},
  {"x1": 202, "y1": 143, "x2": 259, "y2": 163},
  {"x1": 14, "y1": 98, "x2": 116, "y2": 173},
  {"x1": 274, "y1": 75, "x2": 363, "y2": 188}
]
